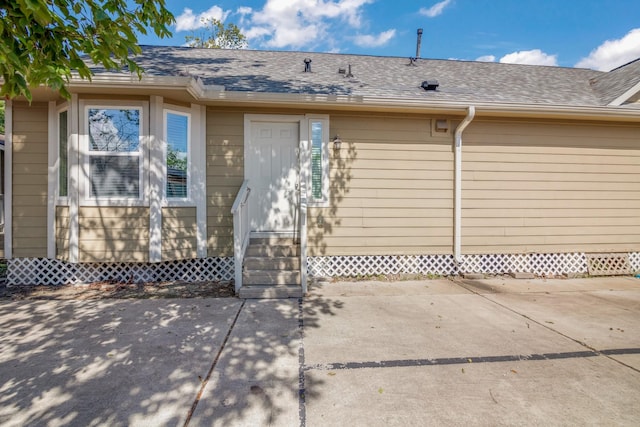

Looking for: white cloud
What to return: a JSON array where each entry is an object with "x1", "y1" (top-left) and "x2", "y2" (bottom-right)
[
  {"x1": 175, "y1": 6, "x2": 230, "y2": 32},
  {"x1": 575, "y1": 28, "x2": 640, "y2": 71},
  {"x1": 419, "y1": 0, "x2": 453, "y2": 18},
  {"x1": 240, "y1": 0, "x2": 375, "y2": 49},
  {"x1": 499, "y1": 49, "x2": 558, "y2": 66},
  {"x1": 475, "y1": 55, "x2": 496, "y2": 62},
  {"x1": 354, "y1": 29, "x2": 396, "y2": 47}
]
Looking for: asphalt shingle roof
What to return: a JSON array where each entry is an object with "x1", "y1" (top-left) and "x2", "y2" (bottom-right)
[
  {"x1": 590, "y1": 58, "x2": 640, "y2": 105},
  {"x1": 91, "y1": 46, "x2": 640, "y2": 108}
]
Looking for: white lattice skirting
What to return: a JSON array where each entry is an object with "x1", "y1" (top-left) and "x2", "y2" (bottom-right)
[
  {"x1": 309, "y1": 252, "x2": 640, "y2": 278},
  {"x1": 7, "y1": 257, "x2": 234, "y2": 286},
  {"x1": 7, "y1": 252, "x2": 640, "y2": 286}
]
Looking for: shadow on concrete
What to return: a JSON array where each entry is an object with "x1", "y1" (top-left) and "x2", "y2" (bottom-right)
[
  {"x1": 0, "y1": 294, "x2": 345, "y2": 426},
  {"x1": 0, "y1": 299, "x2": 239, "y2": 426}
]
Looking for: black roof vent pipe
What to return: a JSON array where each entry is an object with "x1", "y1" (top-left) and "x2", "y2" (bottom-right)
[
  {"x1": 416, "y1": 28, "x2": 423, "y2": 59},
  {"x1": 304, "y1": 58, "x2": 312, "y2": 72},
  {"x1": 346, "y1": 64, "x2": 354, "y2": 78}
]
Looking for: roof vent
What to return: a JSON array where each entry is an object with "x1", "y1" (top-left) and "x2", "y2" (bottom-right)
[
  {"x1": 416, "y1": 29, "x2": 423, "y2": 59},
  {"x1": 421, "y1": 80, "x2": 439, "y2": 91},
  {"x1": 304, "y1": 58, "x2": 312, "y2": 72},
  {"x1": 345, "y1": 64, "x2": 354, "y2": 78}
]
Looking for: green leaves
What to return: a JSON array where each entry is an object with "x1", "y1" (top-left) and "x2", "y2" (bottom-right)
[
  {"x1": 0, "y1": 0, "x2": 175, "y2": 100},
  {"x1": 185, "y1": 18, "x2": 247, "y2": 50}
]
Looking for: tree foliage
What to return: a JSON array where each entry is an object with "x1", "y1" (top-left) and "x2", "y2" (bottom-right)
[
  {"x1": 185, "y1": 18, "x2": 247, "y2": 49},
  {"x1": 0, "y1": 0, "x2": 174, "y2": 101}
]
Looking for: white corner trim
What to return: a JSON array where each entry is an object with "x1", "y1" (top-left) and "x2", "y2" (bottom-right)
[
  {"x1": 194, "y1": 104, "x2": 208, "y2": 257},
  {"x1": 149, "y1": 96, "x2": 164, "y2": 263},
  {"x1": 47, "y1": 101, "x2": 57, "y2": 258},
  {"x1": 4, "y1": 100, "x2": 12, "y2": 259},
  {"x1": 608, "y1": 80, "x2": 640, "y2": 107},
  {"x1": 68, "y1": 94, "x2": 80, "y2": 263}
]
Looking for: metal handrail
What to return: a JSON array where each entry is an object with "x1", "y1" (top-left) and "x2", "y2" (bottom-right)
[
  {"x1": 231, "y1": 180, "x2": 251, "y2": 293},
  {"x1": 299, "y1": 181, "x2": 308, "y2": 294}
]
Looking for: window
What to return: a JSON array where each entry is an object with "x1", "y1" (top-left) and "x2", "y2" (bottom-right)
[
  {"x1": 310, "y1": 121, "x2": 323, "y2": 200},
  {"x1": 308, "y1": 117, "x2": 329, "y2": 206},
  {"x1": 58, "y1": 110, "x2": 68, "y2": 197},
  {"x1": 85, "y1": 107, "x2": 143, "y2": 199},
  {"x1": 164, "y1": 110, "x2": 190, "y2": 199}
]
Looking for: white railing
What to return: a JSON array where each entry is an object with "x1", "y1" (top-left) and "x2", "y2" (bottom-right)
[
  {"x1": 231, "y1": 180, "x2": 251, "y2": 293},
  {"x1": 299, "y1": 181, "x2": 308, "y2": 294}
]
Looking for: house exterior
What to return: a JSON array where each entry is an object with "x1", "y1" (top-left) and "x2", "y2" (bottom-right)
[{"x1": 4, "y1": 46, "x2": 640, "y2": 292}]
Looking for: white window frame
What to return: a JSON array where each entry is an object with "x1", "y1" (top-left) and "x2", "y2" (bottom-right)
[
  {"x1": 306, "y1": 115, "x2": 330, "y2": 207},
  {"x1": 79, "y1": 100, "x2": 149, "y2": 206},
  {"x1": 162, "y1": 106, "x2": 192, "y2": 206}
]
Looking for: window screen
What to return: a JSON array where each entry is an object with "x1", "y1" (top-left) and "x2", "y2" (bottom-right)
[
  {"x1": 165, "y1": 112, "x2": 189, "y2": 198},
  {"x1": 310, "y1": 121, "x2": 323, "y2": 200}
]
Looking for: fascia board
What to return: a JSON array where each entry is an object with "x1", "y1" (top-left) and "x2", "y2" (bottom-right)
[
  {"x1": 202, "y1": 89, "x2": 640, "y2": 120},
  {"x1": 608, "y1": 80, "x2": 640, "y2": 106}
]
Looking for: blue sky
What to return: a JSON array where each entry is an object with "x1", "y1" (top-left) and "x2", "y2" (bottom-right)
[{"x1": 136, "y1": 0, "x2": 640, "y2": 71}]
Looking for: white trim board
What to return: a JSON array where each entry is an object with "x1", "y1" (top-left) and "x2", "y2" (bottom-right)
[{"x1": 4, "y1": 100, "x2": 12, "y2": 259}]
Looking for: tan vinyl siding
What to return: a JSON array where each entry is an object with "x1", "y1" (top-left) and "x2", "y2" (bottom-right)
[
  {"x1": 12, "y1": 102, "x2": 48, "y2": 257},
  {"x1": 162, "y1": 207, "x2": 197, "y2": 260},
  {"x1": 309, "y1": 114, "x2": 453, "y2": 256},
  {"x1": 206, "y1": 109, "x2": 243, "y2": 257},
  {"x1": 56, "y1": 206, "x2": 70, "y2": 261},
  {"x1": 462, "y1": 119, "x2": 640, "y2": 254},
  {"x1": 78, "y1": 207, "x2": 149, "y2": 262}
]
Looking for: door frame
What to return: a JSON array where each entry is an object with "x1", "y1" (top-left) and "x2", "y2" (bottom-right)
[{"x1": 243, "y1": 114, "x2": 308, "y2": 238}]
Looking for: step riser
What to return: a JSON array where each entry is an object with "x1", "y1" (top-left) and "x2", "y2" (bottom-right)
[
  {"x1": 244, "y1": 258, "x2": 300, "y2": 270},
  {"x1": 239, "y1": 286, "x2": 303, "y2": 299},
  {"x1": 243, "y1": 272, "x2": 301, "y2": 286},
  {"x1": 246, "y1": 247, "x2": 300, "y2": 257},
  {"x1": 250, "y1": 238, "x2": 298, "y2": 246}
]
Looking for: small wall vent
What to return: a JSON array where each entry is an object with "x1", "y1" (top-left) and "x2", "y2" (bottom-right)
[{"x1": 421, "y1": 80, "x2": 439, "y2": 91}]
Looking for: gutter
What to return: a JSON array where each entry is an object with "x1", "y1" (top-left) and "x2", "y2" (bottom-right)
[{"x1": 454, "y1": 106, "x2": 475, "y2": 265}]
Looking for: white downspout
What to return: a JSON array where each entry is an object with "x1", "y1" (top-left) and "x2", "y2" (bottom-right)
[{"x1": 454, "y1": 106, "x2": 475, "y2": 264}]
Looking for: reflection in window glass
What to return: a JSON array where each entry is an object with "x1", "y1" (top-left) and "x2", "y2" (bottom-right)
[
  {"x1": 166, "y1": 112, "x2": 189, "y2": 198},
  {"x1": 88, "y1": 108, "x2": 140, "y2": 152},
  {"x1": 87, "y1": 107, "x2": 141, "y2": 199},
  {"x1": 310, "y1": 121, "x2": 323, "y2": 200},
  {"x1": 89, "y1": 156, "x2": 140, "y2": 198}
]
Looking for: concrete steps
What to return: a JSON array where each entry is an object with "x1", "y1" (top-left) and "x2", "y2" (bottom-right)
[{"x1": 239, "y1": 238, "x2": 303, "y2": 299}]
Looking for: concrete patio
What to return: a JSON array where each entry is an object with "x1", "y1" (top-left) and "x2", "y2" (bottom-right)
[{"x1": 1, "y1": 276, "x2": 639, "y2": 426}]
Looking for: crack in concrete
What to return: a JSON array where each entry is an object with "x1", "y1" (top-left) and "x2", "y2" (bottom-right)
[
  {"x1": 183, "y1": 300, "x2": 246, "y2": 427},
  {"x1": 297, "y1": 298, "x2": 307, "y2": 427}
]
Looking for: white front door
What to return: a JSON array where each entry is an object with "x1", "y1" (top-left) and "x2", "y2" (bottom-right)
[{"x1": 247, "y1": 121, "x2": 299, "y2": 233}]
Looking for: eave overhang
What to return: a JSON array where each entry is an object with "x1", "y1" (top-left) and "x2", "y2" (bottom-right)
[{"x1": 67, "y1": 74, "x2": 640, "y2": 122}]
